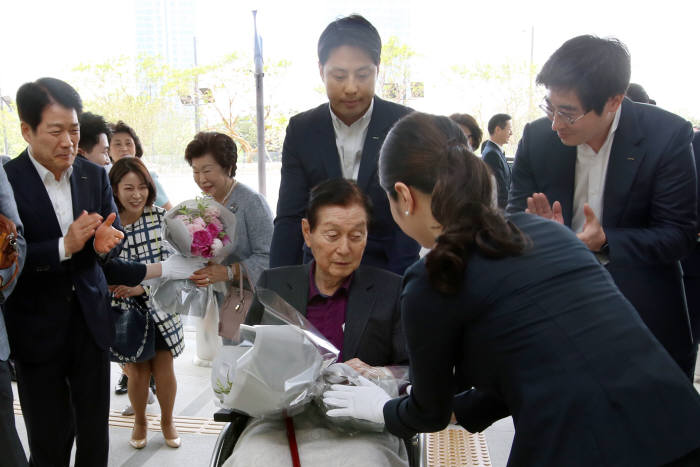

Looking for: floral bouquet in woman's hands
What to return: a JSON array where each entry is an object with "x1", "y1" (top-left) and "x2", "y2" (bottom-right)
[
  {"x1": 166, "y1": 197, "x2": 236, "y2": 262},
  {"x1": 151, "y1": 196, "x2": 237, "y2": 317}
]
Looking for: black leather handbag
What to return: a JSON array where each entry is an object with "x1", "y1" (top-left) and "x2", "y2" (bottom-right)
[{"x1": 110, "y1": 295, "x2": 156, "y2": 363}]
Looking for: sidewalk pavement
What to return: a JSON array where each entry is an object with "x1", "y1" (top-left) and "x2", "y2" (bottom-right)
[{"x1": 10, "y1": 327, "x2": 700, "y2": 467}]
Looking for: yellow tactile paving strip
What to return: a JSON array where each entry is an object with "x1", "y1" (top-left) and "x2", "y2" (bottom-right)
[
  {"x1": 426, "y1": 426, "x2": 492, "y2": 467},
  {"x1": 13, "y1": 400, "x2": 226, "y2": 436}
]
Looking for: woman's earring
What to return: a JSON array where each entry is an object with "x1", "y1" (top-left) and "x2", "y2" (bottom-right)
[{"x1": 404, "y1": 210, "x2": 409, "y2": 216}]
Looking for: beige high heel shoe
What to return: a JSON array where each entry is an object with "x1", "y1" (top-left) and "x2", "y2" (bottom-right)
[
  {"x1": 129, "y1": 437, "x2": 147, "y2": 449},
  {"x1": 129, "y1": 423, "x2": 148, "y2": 449},
  {"x1": 161, "y1": 422, "x2": 181, "y2": 448},
  {"x1": 164, "y1": 436, "x2": 181, "y2": 448}
]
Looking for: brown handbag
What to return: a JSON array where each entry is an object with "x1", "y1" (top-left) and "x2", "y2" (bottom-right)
[
  {"x1": 218, "y1": 263, "x2": 255, "y2": 341},
  {"x1": 0, "y1": 214, "x2": 19, "y2": 291}
]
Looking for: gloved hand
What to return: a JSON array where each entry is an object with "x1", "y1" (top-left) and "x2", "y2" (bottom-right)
[
  {"x1": 322, "y1": 375, "x2": 391, "y2": 425},
  {"x1": 161, "y1": 255, "x2": 206, "y2": 280}
]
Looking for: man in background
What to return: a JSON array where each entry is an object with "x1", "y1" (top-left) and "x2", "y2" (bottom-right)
[
  {"x1": 270, "y1": 15, "x2": 419, "y2": 275},
  {"x1": 77, "y1": 112, "x2": 111, "y2": 168},
  {"x1": 481, "y1": 113, "x2": 513, "y2": 208}
]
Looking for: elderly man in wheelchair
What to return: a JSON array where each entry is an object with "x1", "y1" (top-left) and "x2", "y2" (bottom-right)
[{"x1": 210, "y1": 179, "x2": 416, "y2": 466}]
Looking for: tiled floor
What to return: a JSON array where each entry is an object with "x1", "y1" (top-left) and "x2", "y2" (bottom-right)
[{"x1": 10, "y1": 329, "x2": 700, "y2": 466}]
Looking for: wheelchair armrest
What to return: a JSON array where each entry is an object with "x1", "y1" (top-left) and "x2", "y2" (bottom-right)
[
  {"x1": 404, "y1": 434, "x2": 424, "y2": 467},
  {"x1": 214, "y1": 408, "x2": 252, "y2": 423},
  {"x1": 214, "y1": 408, "x2": 235, "y2": 422},
  {"x1": 210, "y1": 411, "x2": 252, "y2": 467}
]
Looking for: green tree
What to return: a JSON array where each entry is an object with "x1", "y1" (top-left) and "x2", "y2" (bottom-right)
[
  {"x1": 71, "y1": 54, "x2": 193, "y2": 165},
  {"x1": 0, "y1": 100, "x2": 25, "y2": 158},
  {"x1": 70, "y1": 51, "x2": 292, "y2": 170},
  {"x1": 448, "y1": 60, "x2": 541, "y2": 148},
  {"x1": 379, "y1": 36, "x2": 417, "y2": 105},
  {"x1": 188, "y1": 53, "x2": 292, "y2": 161}
]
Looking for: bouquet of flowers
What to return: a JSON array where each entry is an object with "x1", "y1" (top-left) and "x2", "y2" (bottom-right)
[
  {"x1": 210, "y1": 289, "x2": 408, "y2": 433},
  {"x1": 211, "y1": 288, "x2": 338, "y2": 418},
  {"x1": 166, "y1": 197, "x2": 236, "y2": 262},
  {"x1": 151, "y1": 197, "x2": 237, "y2": 318}
]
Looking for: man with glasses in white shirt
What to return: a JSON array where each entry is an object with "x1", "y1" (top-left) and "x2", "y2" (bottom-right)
[{"x1": 507, "y1": 35, "x2": 698, "y2": 379}]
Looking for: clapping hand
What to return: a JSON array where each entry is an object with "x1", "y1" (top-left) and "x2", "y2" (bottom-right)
[
  {"x1": 576, "y1": 203, "x2": 606, "y2": 251},
  {"x1": 64, "y1": 211, "x2": 103, "y2": 255},
  {"x1": 526, "y1": 193, "x2": 564, "y2": 224},
  {"x1": 323, "y1": 375, "x2": 391, "y2": 425},
  {"x1": 94, "y1": 213, "x2": 124, "y2": 254}
]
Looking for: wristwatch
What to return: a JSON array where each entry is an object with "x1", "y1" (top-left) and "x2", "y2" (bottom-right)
[{"x1": 595, "y1": 242, "x2": 610, "y2": 266}]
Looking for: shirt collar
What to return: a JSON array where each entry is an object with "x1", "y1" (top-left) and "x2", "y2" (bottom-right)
[
  {"x1": 579, "y1": 105, "x2": 622, "y2": 154},
  {"x1": 27, "y1": 146, "x2": 73, "y2": 182},
  {"x1": 488, "y1": 139, "x2": 504, "y2": 152},
  {"x1": 308, "y1": 260, "x2": 353, "y2": 300},
  {"x1": 329, "y1": 97, "x2": 374, "y2": 130}
]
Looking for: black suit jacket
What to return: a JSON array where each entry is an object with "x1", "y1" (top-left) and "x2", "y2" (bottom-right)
[
  {"x1": 245, "y1": 264, "x2": 407, "y2": 367},
  {"x1": 481, "y1": 140, "x2": 511, "y2": 209},
  {"x1": 4, "y1": 151, "x2": 144, "y2": 362},
  {"x1": 681, "y1": 131, "x2": 700, "y2": 340},
  {"x1": 270, "y1": 97, "x2": 419, "y2": 275},
  {"x1": 385, "y1": 213, "x2": 700, "y2": 466},
  {"x1": 506, "y1": 98, "x2": 697, "y2": 368}
]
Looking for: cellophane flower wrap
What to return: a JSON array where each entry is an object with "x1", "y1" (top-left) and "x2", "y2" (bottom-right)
[
  {"x1": 211, "y1": 288, "x2": 338, "y2": 419},
  {"x1": 151, "y1": 197, "x2": 236, "y2": 317},
  {"x1": 210, "y1": 289, "x2": 409, "y2": 434}
]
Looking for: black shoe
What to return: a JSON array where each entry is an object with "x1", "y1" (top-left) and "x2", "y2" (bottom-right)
[
  {"x1": 149, "y1": 375, "x2": 156, "y2": 395},
  {"x1": 115, "y1": 373, "x2": 128, "y2": 395}
]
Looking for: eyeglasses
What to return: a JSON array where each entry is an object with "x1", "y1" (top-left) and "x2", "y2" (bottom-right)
[{"x1": 539, "y1": 101, "x2": 588, "y2": 126}]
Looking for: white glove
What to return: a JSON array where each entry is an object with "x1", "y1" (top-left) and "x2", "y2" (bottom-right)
[
  {"x1": 161, "y1": 255, "x2": 206, "y2": 280},
  {"x1": 322, "y1": 375, "x2": 391, "y2": 425}
]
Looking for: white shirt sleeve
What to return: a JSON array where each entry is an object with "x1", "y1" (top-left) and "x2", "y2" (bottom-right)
[{"x1": 59, "y1": 237, "x2": 72, "y2": 261}]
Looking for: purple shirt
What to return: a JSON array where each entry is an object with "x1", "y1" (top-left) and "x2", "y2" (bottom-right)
[{"x1": 307, "y1": 262, "x2": 353, "y2": 361}]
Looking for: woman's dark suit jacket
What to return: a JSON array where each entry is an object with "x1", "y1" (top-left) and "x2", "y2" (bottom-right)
[
  {"x1": 384, "y1": 213, "x2": 700, "y2": 467},
  {"x1": 245, "y1": 263, "x2": 408, "y2": 367}
]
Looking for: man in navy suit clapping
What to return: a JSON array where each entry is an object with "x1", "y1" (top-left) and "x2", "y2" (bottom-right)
[{"x1": 507, "y1": 36, "x2": 698, "y2": 378}]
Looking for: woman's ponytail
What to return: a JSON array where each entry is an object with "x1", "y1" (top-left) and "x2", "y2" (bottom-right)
[{"x1": 380, "y1": 112, "x2": 529, "y2": 295}]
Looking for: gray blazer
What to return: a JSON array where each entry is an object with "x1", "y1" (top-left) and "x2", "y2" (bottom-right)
[
  {"x1": 223, "y1": 181, "x2": 273, "y2": 285},
  {"x1": 245, "y1": 263, "x2": 408, "y2": 367},
  {"x1": 0, "y1": 164, "x2": 26, "y2": 360}
]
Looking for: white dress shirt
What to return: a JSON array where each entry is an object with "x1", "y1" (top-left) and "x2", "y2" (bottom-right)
[
  {"x1": 330, "y1": 98, "x2": 374, "y2": 180},
  {"x1": 27, "y1": 147, "x2": 74, "y2": 261},
  {"x1": 571, "y1": 107, "x2": 622, "y2": 233}
]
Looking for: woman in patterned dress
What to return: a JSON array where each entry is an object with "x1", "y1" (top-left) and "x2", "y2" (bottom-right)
[{"x1": 109, "y1": 157, "x2": 184, "y2": 449}]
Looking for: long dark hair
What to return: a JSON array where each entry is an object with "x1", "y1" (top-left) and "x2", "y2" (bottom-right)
[{"x1": 379, "y1": 112, "x2": 529, "y2": 294}]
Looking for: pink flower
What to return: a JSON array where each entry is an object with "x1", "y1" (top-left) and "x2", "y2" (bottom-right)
[
  {"x1": 204, "y1": 206, "x2": 220, "y2": 219},
  {"x1": 210, "y1": 217, "x2": 224, "y2": 231},
  {"x1": 191, "y1": 229, "x2": 214, "y2": 258},
  {"x1": 185, "y1": 223, "x2": 200, "y2": 235},
  {"x1": 206, "y1": 222, "x2": 221, "y2": 237},
  {"x1": 221, "y1": 234, "x2": 231, "y2": 245},
  {"x1": 191, "y1": 217, "x2": 206, "y2": 231}
]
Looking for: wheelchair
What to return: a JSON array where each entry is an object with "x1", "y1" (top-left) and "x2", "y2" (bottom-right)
[{"x1": 209, "y1": 408, "x2": 424, "y2": 467}]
